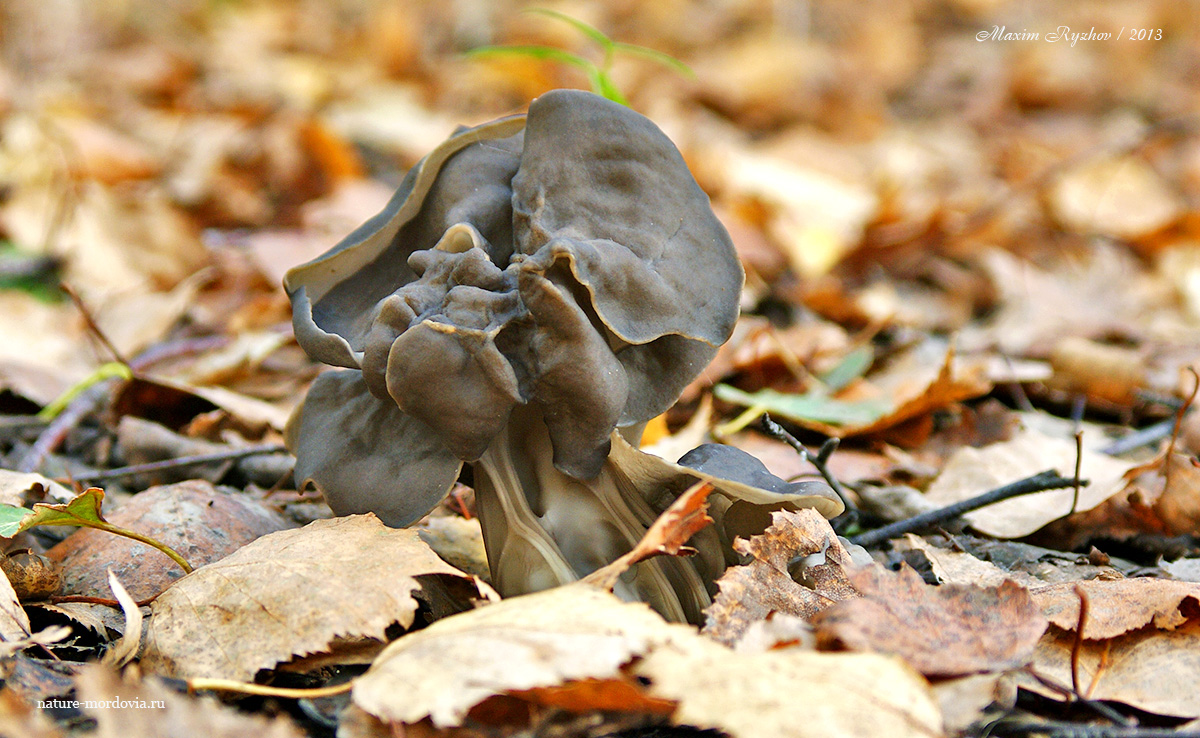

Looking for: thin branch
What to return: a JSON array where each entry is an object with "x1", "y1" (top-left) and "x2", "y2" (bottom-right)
[
  {"x1": 66, "y1": 444, "x2": 288, "y2": 485},
  {"x1": 850, "y1": 470, "x2": 1084, "y2": 548},
  {"x1": 760, "y1": 414, "x2": 858, "y2": 522},
  {"x1": 1071, "y1": 583, "x2": 1090, "y2": 696}
]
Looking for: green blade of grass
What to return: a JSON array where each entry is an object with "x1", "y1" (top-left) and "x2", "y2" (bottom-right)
[
  {"x1": 465, "y1": 45, "x2": 597, "y2": 74},
  {"x1": 524, "y1": 8, "x2": 613, "y2": 49},
  {"x1": 714, "y1": 384, "x2": 891, "y2": 427},
  {"x1": 612, "y1": 41, "x2": 695, "y2": 77}
]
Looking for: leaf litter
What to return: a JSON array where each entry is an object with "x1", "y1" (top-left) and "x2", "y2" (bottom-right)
[{"x1": 0, "y1": 0, "x2": 1199, "y2": 736}]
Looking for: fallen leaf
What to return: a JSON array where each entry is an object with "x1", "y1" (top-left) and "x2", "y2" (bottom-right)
[
  {"x1": 583, "y1": 481, "x2": 714, "y2": 592},
  {"x1": 812, "y1": 565, "x2": 1048, "y2": 677},
  {"x1": 141, "y1": 515, "x2": 485, "y2": 681},
  {"x1": 353, "y1": 583, "x2": 697, "y2": 727},
  {"x1": 892, "y1": 534, "x2": 1034, "y2": 588},
  {"x1": 633, "y1": 637, "x2": 944, "y2": 738},
  {"x1": 1031, "y1": 578, "x2": 1200, "y2": 640},
  {"x1": 352, "y1": 583, "x2": 944, "y2": 738},
  {"x1": 99, "y1": 571, "x2": 141, "y2": 668},
  {"x1": 1027, "y1": 621, "x2": 1200, "y2": 718},
  {"x1": 0, "y1": 560, "x2": 31, "y2": 640},
  {"x1": 703, "y1": 508, "x2": 860, "y2": 647},
  {"x1": 1051, "y1": 156, "x2": 1183, "y2": 241},
  {"x1": 922, "y1": 423, "x2": 1135, "y2": 538},
  {"x1": 75, "y1": 664, "x2": 304, "y2": 738},
  {"x1": 47, "y1": 480, "x2": 295, "y2": 601}
]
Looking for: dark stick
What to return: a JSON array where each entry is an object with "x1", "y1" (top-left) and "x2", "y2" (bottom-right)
[
  {"x1": 850, "y1": 469, "x2": 1084, "y2": 548},
  {"x1": 66, "y1": 444, "x2": 289, "y2": 485},
  {"x1": 760, "y1": 414, "x2": 858, "y2": 519},
  {"x1": 17, "y1": 380, "x2": 115, "y2": 473}
]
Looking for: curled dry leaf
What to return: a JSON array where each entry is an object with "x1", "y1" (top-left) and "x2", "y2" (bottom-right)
[
  {"x1": 353, "y1": 583, "x2": 943, "y2": 738},
  {"x1": 922, "y1": 424, "x2": 1134, "y2": 538},
  {"x1": 99, "y1": 571, "x2": 141, "y2": 668},
  {"x1": 47, "y1": 480, "x2": 294, "y2": 601},
  {"x1": 141, "y1": 515, "x2": 487, "y2": 681},
  {"x1": 703, "y1": 508, "x2": 861, "y2": 647},
  {"x1": 1031, "y1": 578, "x2": 1200, "y2": 640},
  {"x1": 812, "y1": 565, "x2": 1048, "y2": 678},
  {"x1": 75, "y1": 664, "x2": 304, "y2": 738},
  {"x1": 1025, "y1": 581, "x2": 1200, "y2": 719},
  {"x1": 353, "y1": 583, "x2": 698, "y2": 728}
]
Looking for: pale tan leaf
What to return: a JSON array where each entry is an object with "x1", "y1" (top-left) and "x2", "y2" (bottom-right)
[
  {"x1": 1051, "y1": 156, "x2": 1183, "y2": 240},
  {"x1": 1031, "y1": 578, "x2": 1200, "y2": 640},
  {"x1": 635, "y1": 639, "x2": 944, "y2": 738},
  {"x1": 352, "y1": 584, "x2": 698, "y2": 728},
  {"x1": 0, "y1": 562, "x2": 31, "y2": 641},
  {"x1": 922, "y1": 424, "x2": 1134, "y2": 538},
  {"x1": 1026, "y1": 621, "x2": 1200, "y2": 718},
  {"x1": 75, "y1": 664, "x2": 305, "y2": 738},
  {"x1": 141, "y1": 515, "x2": 484, "y2": 681},
  {"x1": 99, "y1": 571, "x2": 141, "y2": 668}
]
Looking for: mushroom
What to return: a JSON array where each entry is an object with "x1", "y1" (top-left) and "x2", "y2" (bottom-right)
[{"x1": 284, "y1": 90, "x2": 843, "y2": 622}]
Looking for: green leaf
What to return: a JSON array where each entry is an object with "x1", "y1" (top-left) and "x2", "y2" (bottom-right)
[
  {"x1": 17, "y1": 487, "x2": 108, "y2": 530},
  {"x1": 714, "y1": 384, "x2": 891, "y2": 427},
  {"x1": 589, "y1": 69, "x2": 629, "y2": 105},
  {"x1": 818, "y1": 345, "x2": 874, "y2": 393},
  {"x1": 0, "y1": 505, "x2": 32, "y2": 538},
  {"x1": 524, "y1": 8, "x2": 614, "y2": 49},
  {"x1": 612, "y1": 41, "x2": 696, "y2": 77}
]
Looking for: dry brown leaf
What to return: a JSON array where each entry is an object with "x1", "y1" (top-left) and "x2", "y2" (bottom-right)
[
  {"x1": 1027, "y1": 621, "x2": 1200, "y2": 718},
  {"x1": 892, "y1": 535, "x2": 1036, "y2": 588},
  {"x1": 141, "y1": 515, "x2": 484, "y2": 681},
  {"x1": 703, "y1": 508, "x2": 860, "y2": 647},
  {"x1": 922, "y1": 423, "x2": 1134, "y2": 538},
  {"x1": 0, "y1": 688, "x2": 63, "y2": 738},
  {"x1": 75, "y1": 664, "x2": 305, "y2": 738},
  {"x1": 812, "y1": 565, "x2": 1048, "y2": 677},
  {"x1": 99, "y1": 571, "x2": 141, "y2": 668},
  {"x1": 0, "y1": 470, "x2": 72, "y2": 509},
  {"x1": 583, "y1": 481, "x2": 714, "y2": 592},
  {"x1": 353, "y1": 583, "x2": 943, "y2": 738},
  {"x1": 1051, "y1": 155, "x2": 1183, "y2": 241},
  {"x1": 1031, "y1": 578, "x2": 1200, "y2": 640},
  {"x1": 0, "y1": 561, "x2": 31, "y2": 641},
  {"x1": 634, "y1": 638, "x2": 944, "y2": 738},
  {"x1": 352, "y1": 583, "x2": 697, "y2": 727},
  {"x1": 48, "y1": 480, "x2": 295, "y2": 601}
]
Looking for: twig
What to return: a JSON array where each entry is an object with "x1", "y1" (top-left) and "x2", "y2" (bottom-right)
[
  {"x1": 1100, "y1": 418, "x2": 1175, "y2": 455},
  {"x1": 850, "y1": 470, "x2": 1084, "y2": 548},
  {"x1": 760, "y1": 414, "x2": 858, "y2": 522},
  {"x1": 61, "y1": 283, "x2": 128, "y2": 367},
  {"x1": 1163, "y1": 367, "x2": 1199, "y2": 494},
  {"x1": 65, "y1": 444, "x2": 289, "y2": 485},
  {"x1": 1020, "y1": 666, "x2": 1134, "y2": 727},
  {"x1": 50, "y1": 593, "x2": 158, "y2": 608},
  {"x1": 188, "y1": 677, "x2": 355, "y2": 699},
  {"x1": 996, "y1": 720, "x2": 1200, "y2": 738},
  {"x1": 17, "y1": 380, "x2": 115, "y2": 473},
  {"x1": 1070, "y1": 431, "x2": 1083, "y2": 516}
]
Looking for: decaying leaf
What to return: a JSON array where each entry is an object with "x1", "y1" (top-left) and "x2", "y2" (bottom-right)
[
  {"x1": 47, "y1": 480, "x2": 294, "y2": 601},
  {"x1": 634, "y1": 639, "x2": 943, "y2": 738},
  {"x1": 352, "y1": 583, "x2": 943, "y2": 738},
  {"x1": 582, "y1": 481, "x2": 714, "y2": 592},
  {"x1": 141, "y1": 515, "x2": 486, "y2": 681},
  {"x1": 1050, "y1": 155, "x2": 1183, "y2": 241},
  {"x1": 75, "y1": 664, "x2": 305, "y2": 738},
  {"x1": 1032, "y1": 578, "x2": 1200, "y2": 640},
  {"x1": 352, "y1": 584, "x2": 696, "y2": 727},
  {"x1": 703, "y1": 508, "x2": 861, "y2": 647},
  {"x1": 922, "y1": 423, "x2": 1134, "y2": 538},
  {"x1": 812, "y1": 565, "x2": 1048, "y2": 677},
  {"x1": 0, "y1": 562, "x2": 31, "y2": 640},
  {"x1": 1023, "y1": 578, "x2": 1200, "y2": 717},
  {"x1": 892, "y1": 535, "x2": 1037, "y2": 588}
]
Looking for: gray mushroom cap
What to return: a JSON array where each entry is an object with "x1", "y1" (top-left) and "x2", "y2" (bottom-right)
[{"x1": 285, "y1": 90, "x2": 743, "y2": 524}]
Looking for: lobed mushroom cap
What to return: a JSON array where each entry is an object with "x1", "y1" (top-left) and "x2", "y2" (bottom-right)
[{"x1": 285, "y1": 90, "x2": 744, "y2": 522}]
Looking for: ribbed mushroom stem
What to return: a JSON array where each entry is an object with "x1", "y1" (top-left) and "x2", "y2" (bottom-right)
[{"x1": 471, "y1": 405, "x2": 710, "y2": 623}]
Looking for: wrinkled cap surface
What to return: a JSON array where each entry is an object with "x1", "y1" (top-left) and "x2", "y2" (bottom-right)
[{"x1": 285, "y1": 90, "x2": 743, "y2": 504}]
